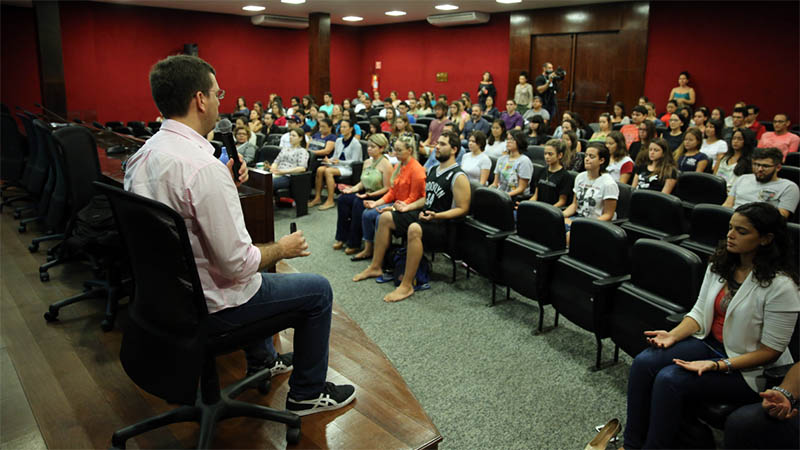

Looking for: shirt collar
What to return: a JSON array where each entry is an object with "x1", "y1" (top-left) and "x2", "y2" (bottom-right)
[{"x1": 160, "y1": 119, "x2": 215, "y2": 154}]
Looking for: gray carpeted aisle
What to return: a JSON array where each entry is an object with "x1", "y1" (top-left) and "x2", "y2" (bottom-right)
[{"x1": 273, "y1": 203, "x2": 631, "y2": 449}]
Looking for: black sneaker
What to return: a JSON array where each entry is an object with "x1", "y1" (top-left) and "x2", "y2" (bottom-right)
[
  {"x1": 246, "y1": 352, "x2": 294, "y2": 378},
  {"x1": 286, "y1": 382, "x2": 356, "y2": 416}
]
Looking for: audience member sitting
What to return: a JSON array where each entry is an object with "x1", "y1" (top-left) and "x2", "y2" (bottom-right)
[
  {"x1": 527, "y1": 115, "x2": 547, "y2": 146},
  {"x1": 724, "y1": 147, "x2": 799, "y2": 219},
  {"x1": 621, "y1": 105, "x2": 648, "y2": 149},
  {"x1": 415, "y1": 95, "x2": 433, "y2": 117},
  {"x1": 364, "y1": 117, "x2": 382, "y2": 141},
  {"x1": 632, "y1": 137, "x2": 678, "y2": 194},
  {"x1": 389, "y1": 91, "x2": 401, "y2": 108},
  {"x1": 305, "y1": 105, "x2": 319, "y2": 131},
  {"x1": 605, "y1": 130, "x2": 634, "y2": 184},
  {"x1": 248, "y1": 109, "x2": 263, "y2": 134},
  {"x1": 483, "y1": 96, "x2": 500, "y2": 120},
  {"x1": 611, "y1": 101, "x2": 631, "y2": 126},
  {"x1": 553, "y1": 111, "x2": 585, "y2": 139},
  {"x1": 279, "y1": 115, "x2": 305, "y2": 150},
  {"x1": 711, "y1": 106, "x2": 726, "y2": 123},
  {"x1": 528, "y1": 139, "x2": 572, "y2": 208},
  {"x1": 659, "y1": 100, "x2": 678, "y2": 123},
  {"x1": 420, "y1": 102, "x2": 450, "y2": 159},
  {"x1": 462, "y1": 104, "x2": 491, "y2": 142},
  {"x1": 341, "y1": 109, "x2": 362, "y2": 140},
  {"x1": 490, "y1": 130, "x2": 533, "y2": 201},
  {"x1": 353, "y1": 131, "x2": 470, "y2": 303},
  {"x1": 630, "y1": 120, "x2": 657, "y2": 165},
  {"x1": 351, "y1": 135, "x2": 426, "y2": 262},
  {"x1": 397, "y1": 101, "x2": 416, "y2": 124},
  {"x1": 562, "y1": 130, "x2": 584, "y2": 172},
  {"x1": 638, "y1": 96, "x2": 648, "y2": 106},
  {"x1": 234, "y1": 125, "x2": 258, "y2": 165},
  {"x1": 758, "y1": 113, "x2": 799, "y2": 160},
  {"x1": 262, "y1": 112, "x2": 280, "y2": 136},
  {"x1": 330, "y1": 104, "x2": 343, "y2": 131},
  {"x1": 286, "y1": 96, "x2": 300, "y2": 116},
  {"x1": 622, "y1": 202, "x2": 799, "y2": 449},
  {"x1": 447, "y1": 101, "x2": 466, "y2": 131},
  {"x1": 674, "y1": 127, "x2": 709, "y2": 173},
  {"x1": 381, "y1": 107, "x2": 395, "y2": 132},
  {"x1": 745, "y1": 104, "x2": 767, "y2": 140},
  {"x1": 477, "y1": 71, "x2": 496, "y2": 111},
  {"x1": 334, "y1": 133, "x2": 393, "y2": 255},
  {"x1": 269, "y1": 128, "x2": 310, "y2": 190},
  {"x1": 522, "y1": 95, "x2": 551, "y2": 124},
  {"x1": 308, "y1": 118, "x2": 337, "y2": 158},
  {"x1": 722, "y1": 106, "x2": 748, "y2": 143},
  {"x1": 501, "y1": 99, "x2": 525, "y2": 131},
  {"x1": 644, "y1": 102, "x2": 665, "y2": 128},
  {"x1": 271, "y1": 101, "x2": 287, "y2": 126},
  {"x1": 562, "y1": 142, "x2": 619, "y2": 243},
  {"x1": 319, "y1": 91, "x2": 334, "y2": 116},
  {"x1": 309, "y1": 119, "x2": 363, "y2": 210},
  {"x1": 714, "y1": 128, "x2": 755, "y2": 192},
  {"x1": 461, "y1": 131, "x2": 491, "y2": 186},
  {"x1": 390, "y1": 116, "x2": 414, "y2": 150},
  {"x1": 692, "y1": 106, "x2": 709, "y2": 134},
  {"x1": 668, "y1": 71, "x2": 696, "y2": 107},
  {"x1": 724, "y1": 361, "x2": 800, "y2": 450},
  {"x1": 589, "y1": 113, "x2": 612, "y2": 142},
  {"x1": 665, "y1": 113, "x2": 687, "y2": 151},
  {"x1": 235, "y1": 96, "x2": 250, "y2": 117},
  {"x1": 700, "y1": 118, "x2": 728, "y2": 165},
  {"x1": 485, "y1": 119, "x2": 508, "y2": 161}
]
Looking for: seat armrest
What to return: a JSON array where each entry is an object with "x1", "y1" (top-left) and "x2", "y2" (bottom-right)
[
  {"x1": 611, "y1": 218, "x2": 629, "y2": 226},
  {"x1": 535, "y1": 248, "x2": 569, "y2": 262},
  {"x1": 664, "y1": 233, "x2": 690, "y2": 244},
  {"x1": 486, "y1": 230, "x2": 515, "y2": 241},
  {"x1": 99, "y1": 175, "x2": 124, "y2": 189},
  {"x1": 764, "y1": 364, "x2": 793, "y2": 387},
  {"x1": 592, "y1": 274, "x2": 631, "y2": 289},
  {"x1": 666, "y1": 312, "x2": 685, "y2": 324}
]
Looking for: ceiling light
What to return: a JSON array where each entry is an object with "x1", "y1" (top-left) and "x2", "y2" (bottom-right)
[
  {"x1": 496, "y1": 0, "x2": 522, "y2": 4},
  {"x1": 385, "y1": 10, "x2": 407, "y2": 16},
  {"x1": 242, "y1": 5, "x2": 266, "y2": 12},
  {"x1": 342, "y1": 16, "x2": 363, "y2": 22},
  {"x1": 435, "y1": 4, "x2": 459, "y2": 10},
  {"x1": 281, "y1": 0, "x2": 306, "y2": 4}
]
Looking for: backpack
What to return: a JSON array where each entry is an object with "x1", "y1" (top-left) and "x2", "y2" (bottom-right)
[
  {"x1": 391, "y1": 247, "x2": 431, "y2": 291},
  {"x1": 63, "y1": 194, "x2": 121, "y2": 254}
]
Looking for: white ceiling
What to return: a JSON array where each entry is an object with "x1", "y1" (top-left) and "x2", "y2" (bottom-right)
[{"x1": 77, "y1": 0, "x2": 623, "y2": 26}]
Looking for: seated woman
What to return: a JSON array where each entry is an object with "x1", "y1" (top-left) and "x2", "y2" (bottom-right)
[
  {"x1": 381, "y1": 108, "x2": 395, "y2": 133},
  {"x1": 484, "y1": 119, "x2": 508, "y2": 161},
  {"x1": 390, "y1": 115, "x2": 414, "y2": 150},
  {"x1": 483, "y1": 96, "x2": 500, "y2": 120},
  {"x1": 528, "y1": 139, "x2": 572, "y2": 208},
  {"x1": 447, "y1": 101, "x2": 465, "y2": 132},
  {"x1": 562, "y1": 129, "x2": 584, "y2": 172},
  {"x1": 562, "y1": 142, "x2": 618, "y2": 241},
  {"x1": 235, "y1": 96, "x2": 250, "y2": 117},
  {"x1": 714, "y1": 128, "x2": 755, "y2": 192},
  {"x1": 527, "y1": 115, "x2": 547, "y2": 146},
  {"x1": 632, "y1": 137, "x2": 678, "y2": 194},
  {"x1": 665, "y1": 113, "x2": 687, "y2": 152},
  {"x1": 710, "y1": 107, "x2": 725, "y2": 123},
  {"x1": 630, "y1": 120, "x2": 657, "y2": 165},
  {"x1": 701, "y1": 118, "x2": 728, "y2": 165},
  {"x1": 248, "y1": 109, "x2": 263, "y2": 135},
  {"x1": 234, "y1": 125, "x2": 258, "y2": 165},
  {"x1": 341, "y1": 109, "x2": 362, "y2": 140},
  {"x1": 416, "y1": 95, "x2": 433, "y2": 118},
  {"x1": 270, "y1": 101, "x2": 287, "y2": 127},
  {"x1": 352, "y1": 135, "x2": 426, "y2": 261},
  {"x1": 461, "y1": 131, "x2": 492, "y2": 186},
  {"x1": 605, "y1": 130, "x2": 634, "y2": 184},
  {"x1": 309, "y1": 119, "x2": 363, "y2": 210},
  {"x1": 659, "y1": 100, "x2": 678, "y2": 123},
  {"x1": 622, "y1": 202, "x2": 799, "y2": 449},
  {"x1": 674, "y1": 127, "x2": 709, "y2": 173},
  {"x1": 692, "y1": 106, "x2": 709, "y2": 134},
  {"x1": 589, "y1": 113, "x2": 613, "y2": 143},
  {"x1": 269, "y1": 128, "x2": 309, "y2": 190},
  {"x1": 334, "y1": 133, "x2": 393, "y2": 254},
  {"x1": 364, "y1": 117, "x2": 381, "y2": 140},
  {"x1": 308, "y1": 118, "x2": 337, "y2": 158},
  {"x1": 611, "y1": 101, "x2": 630, "y2": 126},
  {"x1": 490, "y1": 130, "x2": 533, "y2": 200}
]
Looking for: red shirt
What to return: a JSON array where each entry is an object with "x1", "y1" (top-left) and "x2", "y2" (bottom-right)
[
  {"x1": 711, "y1": 287, "x2": 726, "y2": 342},
  {"x1": 748, "y1": 121, "x2": 766, "y2": 140}
]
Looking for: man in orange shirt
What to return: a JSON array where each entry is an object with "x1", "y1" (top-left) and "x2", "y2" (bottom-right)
[{"x1": 621, "y1": 105, "x2": 648, "y2": 149}]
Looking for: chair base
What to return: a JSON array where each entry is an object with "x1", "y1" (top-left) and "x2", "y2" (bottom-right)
[
  {"x1": 110, "y1": 369, "x2": 301, "y2": 449},
  {"x1": 43, "y1": 277, "x2": 127, "y2": 331}
]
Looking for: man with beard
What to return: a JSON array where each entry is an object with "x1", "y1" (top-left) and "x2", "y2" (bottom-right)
[
  {"x1": 723, "y1": 147, "x2": 799, "y2": 218},
  {"x1": 353, "y1": 131, "x2": 471, "y2": 303}
]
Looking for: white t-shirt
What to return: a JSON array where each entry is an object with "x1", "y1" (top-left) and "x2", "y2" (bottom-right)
[
  {"x1": 730, "y1": 175, "x2": 800, "y2": 214},
  {"x1": 461, "y1": 151, "x2": 492, "y2": 184},
  {"x1": 606, "y1": 156, "x2": 634, "y2": 182},
  {"x1": 484, "y1": 140, "x2": 507, "y2": 161},
  {"x1": 701, "y1": 139, "x2": 727, "y2": 161},
  {"x1": 573, "y1": 172, "x2": 619, "y2": 220}
]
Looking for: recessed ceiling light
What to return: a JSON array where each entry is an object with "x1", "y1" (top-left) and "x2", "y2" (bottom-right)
[
  {"x1": 242, "y1": 5, "x2": 265, "y2": 12},
  {"x1": 281, "y1": 0, "x2": 306, "y2": 4},
  {"x1": 385, "y1": 10, "x2": 407, "y2": 16},
  {"x1": 342, "y1": 16, "x2": 363, "y2": 22},
  {"x1": 496, "y1": 0, "x2": 522, "y2": 3},
  {"x1": 435, "y1": 4, "x2": 459, "y2": 10}
]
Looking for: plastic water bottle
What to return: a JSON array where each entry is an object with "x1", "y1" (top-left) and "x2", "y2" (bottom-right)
[{"x1": 219, "y1": 146, "x2": 229, "y2": 164}]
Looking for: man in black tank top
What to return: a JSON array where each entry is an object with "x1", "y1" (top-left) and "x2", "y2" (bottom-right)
[{"x1": 353, "y1": 131, "x2": 471, "y2": 303}]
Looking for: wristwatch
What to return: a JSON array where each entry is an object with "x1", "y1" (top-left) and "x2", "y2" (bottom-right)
[{"x1": 771, "y1": 386, "x2": 797, "y2": 407}]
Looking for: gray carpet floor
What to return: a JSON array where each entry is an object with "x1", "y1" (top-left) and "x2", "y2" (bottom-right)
[{"x1": 273, "y1": 202, "x2": 631, "y2": 449}]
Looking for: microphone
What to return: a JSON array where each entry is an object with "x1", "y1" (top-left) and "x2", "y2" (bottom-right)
[{"x1": 215, "y1": 118, "x2": 242, "y2": 182}]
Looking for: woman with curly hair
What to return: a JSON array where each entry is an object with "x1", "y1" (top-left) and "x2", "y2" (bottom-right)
[{"x1": 622, "y1": 202, "x2": 799, "y2": 449}]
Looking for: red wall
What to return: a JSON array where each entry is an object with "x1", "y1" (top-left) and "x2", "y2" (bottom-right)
[
  {"x1": 330, "y1": 25, "x2": 363, "y2": 103},
  {"x1": 644, "y1": 1, "x2": 799, "y2": 121},
  {"x1": 356, "y1": 15, "x2": 510, "y2": 106},
  {"x1": 59, "y1": 1, "x2": 308, "y2": 123},
  {"x1": 1, "y1": 6, "x2": 41, "y2": 116}
]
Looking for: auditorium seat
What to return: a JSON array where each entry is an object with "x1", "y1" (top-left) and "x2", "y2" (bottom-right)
[
  {"x1": 526, "y1": 145, "x2": 545, "y2": 165},
  {"x1": 613, "y1": 181, "x2": 632, "y2": 223},
  {"x1": 679, "y1": 204, "x2": 732, "y2": 262},
  {"x1": 784, "y1": 152, "x2": 799, "y2": 167},
  {"x1": 411, "y1": 123, "x2": 428, "y2": 142},
  {"x1": 673, "y1": 171, "x2": 727, "y2": 218},
  {"x1": 619, "y1": 190, "x2": 687, "y2": 247}
]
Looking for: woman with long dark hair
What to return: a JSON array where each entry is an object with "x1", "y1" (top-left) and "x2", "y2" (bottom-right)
[
  {"x1": 477, "y1": 71, "x2": 497, "y2": 110},
  {"x1": 622, "y1": 202, "x2": 799, "y2": 449},
  {"x1": 714, "y1": 128, "x2": 755, "y2": 191}
]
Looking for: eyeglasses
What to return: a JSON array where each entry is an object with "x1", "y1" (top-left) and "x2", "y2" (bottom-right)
[
  {"x1": 752, "y1": 162, "x2": 776, "y2": 170},
  {"x1": 773, "y1": 119, "x2": 787, "y2": 124}
]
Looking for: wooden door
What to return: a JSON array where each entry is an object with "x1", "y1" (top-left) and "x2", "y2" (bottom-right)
[
  {"x1": 530, "y1": 34, "x2": 574, "y2": 122},
  {"x1": 571, "y1": 32, "x2": 620, "y2": 124}
]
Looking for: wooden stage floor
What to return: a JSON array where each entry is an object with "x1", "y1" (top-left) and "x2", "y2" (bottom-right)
[{"x1": 0, "y1": 204, "x2": 442, "y2": 449}]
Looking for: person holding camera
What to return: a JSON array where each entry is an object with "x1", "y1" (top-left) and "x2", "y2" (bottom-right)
[{"x1": 535, "y1": 62, "x2": 560, "y2": 124}]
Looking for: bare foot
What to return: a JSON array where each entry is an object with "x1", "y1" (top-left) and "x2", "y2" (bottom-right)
[
  {"x1": 333, "y1": 241, "x2": 344, "y2": 250},
  {"x1": 344, "y1": 247, "x2": 359, "y2": 255},
  {"x1": 353, "y1": 267, "x2": 383, "y2": 282},
  {"x1": 353, "y1": 250, "x2": 372, "y2": 260},
  {"x1": 308, "y1": 198, "x2": 321, "y2": 207},
  {"x1": 318, "y1": 202, "x2": 335, "y2": 211},
  {"x1": 384, "y1": 285, "x2": 414, "y2": 303}
]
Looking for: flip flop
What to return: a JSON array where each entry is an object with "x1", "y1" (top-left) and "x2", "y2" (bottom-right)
[
  {"x1": 350, "y1": 254, "x2": 371, "y2": 261},
  {"x1": 318, "y1": 203, "x2": 335, "y2": 211},
  {"x1": 375, "y1": 274, "x2": 394, "y2": 283}
]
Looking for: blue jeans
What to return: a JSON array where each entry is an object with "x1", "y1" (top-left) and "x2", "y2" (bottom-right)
[
  {"x1": 273, "y1": 174, "x2": 291, "y2": 190},
  {"x1": 335, "y1": 193, "x2": 367, "y2": 248},
  {"x1": 724, "y1": 402, "x2": 800, "y2": 449},
  {"x1": 362, "y1": 203, "x2": 393, "y2": 242},
  {"x1": 206, "y1": 272, "x2": 332, "y2": 400},
  {"x1": 624, "y1": 337, "x2": 759, "y2": 449}
]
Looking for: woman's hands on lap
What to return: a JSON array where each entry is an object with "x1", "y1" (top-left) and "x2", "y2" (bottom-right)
[
  {"x1": 644, "y1": 330, "x2": 677, "y2": 348},
  {"x1": 673, "y1": 359, "x2": 717, "y2": 375}
]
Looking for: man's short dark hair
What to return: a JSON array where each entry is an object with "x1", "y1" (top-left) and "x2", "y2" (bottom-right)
[
  {"x1": 398, "y1": 101, "x2": 409, "y2": 109},
  {"x1": 149, "y1": 55, "x2": 216, "y2": 119},
  {"x1": 324, "y1": 91, "x2": 332, "y2": 98},
  {"x1": 438, "y1": 94, "x2": 448, "y2": 101},
  {"x1": 320, "y1": 118, "x2": 333, "y2": 128},
  {"x1": 434, "y1": 102, "x2": 447, "y2": 112},
  {"x1": 746, "y1": 104, "x2": 759, "y2": 114},
  {"x1": 441, "y1": 130, "x2": 460, "y2": 151},
  {"x1": 733, "y1": 107, "x2": 748, "y2": 116},
  {"x1": 753, "y1": 147, "x2": 783, "y2": 165},
  {"x1": 632, "y1": 105, "x2": 648, "y2": 115}
]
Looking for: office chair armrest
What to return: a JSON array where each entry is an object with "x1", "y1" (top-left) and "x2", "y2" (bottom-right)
[
  {"x1": 535, "y1": 249, "x2": 569, "y2": 263},
  {"x1": 764, "y1": 364, "x2": 793, "y2": 387},
  {"x1": 664, "y1": 233, "x2": 690, "y2": 244},
  {"x1": 666, "y1": 312, "x2": 685, "y2": 324},
  {"x1": 486, "y1": 230, "x2": 515, "y2": 241}
]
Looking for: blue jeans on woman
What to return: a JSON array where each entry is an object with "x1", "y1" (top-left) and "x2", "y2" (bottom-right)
[
  {"x1": 362, "y1": 203, "x2": 393, "y2": 242},
  {"x1": 335, "y1": 193, "x2": 367, "y2": 248},
  {"x1": 624, "y1": 336, "x2": 759, "y2": 449},
  {"x1": 206, "y1": 272, "x2": 332, "y2": 400}
]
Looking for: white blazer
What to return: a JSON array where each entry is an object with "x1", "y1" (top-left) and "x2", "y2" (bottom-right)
[{"x1": 686, "y1": 265, "x2": 800, "y2": 391}]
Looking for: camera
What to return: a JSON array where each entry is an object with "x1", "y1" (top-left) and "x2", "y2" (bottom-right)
[{"x1": 552, "y1": 66, "x2": 567, "y2": 81}]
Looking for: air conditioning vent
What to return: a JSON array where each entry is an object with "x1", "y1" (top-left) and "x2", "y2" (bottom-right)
[
  {"x1": 251, "y1": 14, "x2": 309, "y2": 29},
  {"x1": 426, "y1": 11, "x2": 490, "y2": 27}
]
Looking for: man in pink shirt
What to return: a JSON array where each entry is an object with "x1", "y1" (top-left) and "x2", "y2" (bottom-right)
[
  {"x1": 124, "y1": 55, "x2": 355, "y2": 416},
  {"x1": 759, "y1": 113, "x2": 799, "y2": 161}
]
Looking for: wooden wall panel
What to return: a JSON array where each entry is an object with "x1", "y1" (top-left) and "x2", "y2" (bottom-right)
[
  {"x1": 308, "y1": 12, "x2": 330, "y2": 104},
  {"x1": 34, "y1": 1, "x2": 67, "y2": 118}
]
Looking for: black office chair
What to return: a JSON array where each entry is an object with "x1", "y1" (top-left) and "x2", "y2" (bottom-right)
[
  {"x1": 459, "y1": 187, "x2": 516, "y2": 304},
  {"x1": 105, "y1": 121, "x2": 123, "y2": 129},
  {"x1": 620, "y1": 190, "x2": 687, "y2": 247},
  {"x1": 613, "y1": 181, "x2": 633, "y2": 223},
  {"x1": 255, "y1": 132, "x2": 266, "y2": 148},
  {"x1": 679, "y1": 204, "x2": 732, "y2": 262},
  {"x1": 0, "y1": 113, "x2": 28, "y2": 192},
  {"x1": 778, "y1": 165, "x2": 800, "y2": 185},
  {"x1": 147, "y1": 121, "x2": 162, "y2": 132},
  {"x1": 673, "y1": 172, "x2": 728, "y2": 218},
  {"x1": 95, "y1": 183, "x2": 302, "y2": 449},
  {"x1": 526, "y1": 145, "x2": 545, "y2": 165},
  {"x1": 411, "y1": 123, "x2": 428, "y2": 142},
  {"x1": 501, "y1": 201, "x2": 567, "y2": 333},
  {"x1": 417, "y1": 117, "x2": 434, "y2": 127},
  {"x1": 784, "y1": 152, "x2": 799, "y2": 167},
  {"x1": 548, "y1": 219, "x2": 630, "y2": 369},
  {"x1": 27, "y1": 120, "x2": 69, "y2": 254},
  {"x1": 17, "y1": 118, "x2": 57, "y2": 232},
  {"x1": 6, "y1": 114, "x2": 48, "y2": 221},
  {"x1": 603, "y1": 239, "x2": 703, "y2": 358},
  {"x1": 266, "y1": 133, "x2": 282, "y2": 146}
]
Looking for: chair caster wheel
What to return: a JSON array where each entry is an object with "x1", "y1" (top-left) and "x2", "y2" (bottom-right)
[
  {"x1": 44, "y1": 310, "x2": 58, "y2": 322},
  {"x1": 101, "y1": 320, "x2": 113, "y2": 332},
  {"x1": 40, "y1": 272, "x2": 50, "y2": 282},
  {"x1": 18, "y1": 224, "x2": 26, "y2": 233},
  {"x1": 28, "y1": 242, "x2": 39, "y2": 253},
  {"x1": 286, "y1": 426, "x2": 301, "y2": 444}
]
